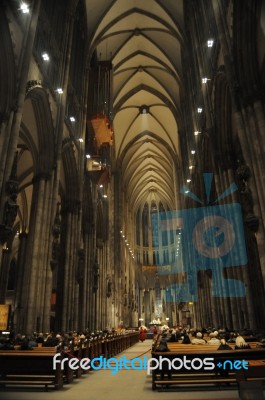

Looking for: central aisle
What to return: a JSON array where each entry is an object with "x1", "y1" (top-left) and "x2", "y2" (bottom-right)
[{"x1": 1, "y1": 341, "x2": 239, "y2": 400}]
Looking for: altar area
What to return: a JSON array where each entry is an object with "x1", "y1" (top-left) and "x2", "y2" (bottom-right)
[{"x1": 146, "y1": 319, "x2": 162, "y2": 339}]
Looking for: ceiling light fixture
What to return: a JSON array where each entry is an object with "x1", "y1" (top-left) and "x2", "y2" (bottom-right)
[{"x1": 139, "y1": 105, "x2": 149, "y2": 114}]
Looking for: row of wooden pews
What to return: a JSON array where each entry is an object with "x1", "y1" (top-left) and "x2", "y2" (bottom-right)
[
  {"x1": 0, "y1": 331, "x2": 139, "y2": 391},
  {"x1": 0, "y1": 346, "x2": 63, "y2": 390},
  {"x1": 151, "y1": 337, "x2": 265, "y2": 390}
]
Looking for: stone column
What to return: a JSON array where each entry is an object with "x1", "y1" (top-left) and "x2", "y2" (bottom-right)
[
  {"x1": 214, "y1": 171, "x2": 233, "y2": 329},
  {"x1": 69, "y1": 208, "x2": 77, "y2": 331},
  {"x1": 0, "y1": 110, "x2": 14, "y2": 200},
  {"x1": 0, "y1": 248, "x2": 11, "y2": 303},
  {"x1": 23, "y1": 176, "x2": 46, "y2": 333},
  {"x1": 0, "y1": 0, "x2": 41, "y2": 197},
  {"x1": 42, "y1": 175, "x2": 57, "y2": 333},
  {"x1": 34, "y1": 177, "x2": 53, "y2": 331},
  {"x1": 17, "y1": 177, "x2": 41, "y2": 333},
  {"x1": 13, "y1": 231, "x2": 28, "y2": 332},
  {"x1": 87, "y1": 229, "x2": 95, "y2": 330},
  {"x1": 77, "y1": 247, "x2": 85, "y2": 330},
  {"x1": 83, "y1": 234, "x2": 90, "y2": 330},
  {"x1": 63, "y1": 212, "x2": 71, "y2": 332}
]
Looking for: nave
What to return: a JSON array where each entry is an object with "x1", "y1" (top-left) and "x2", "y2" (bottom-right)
[{"x1": 0, "y1": 341, "x2": 241, "y2": 400}]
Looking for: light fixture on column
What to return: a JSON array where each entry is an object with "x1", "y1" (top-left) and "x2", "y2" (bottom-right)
[
  {"x1": 207, "y1": 39, "x2": 214, "y2": 47},
  {"x1": 42, "y1": 52, "x2": 50, "y2": 61},
  {"x1": 20, "y1": 2, "x2": 29, "y2": 13}
]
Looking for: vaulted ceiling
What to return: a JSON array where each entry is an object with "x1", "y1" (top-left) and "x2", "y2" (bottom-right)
[{"x1": 86, "y1": 0, "x2": 185, "y2": 213}]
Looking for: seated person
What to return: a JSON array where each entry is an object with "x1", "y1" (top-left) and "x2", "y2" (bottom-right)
[
  {"x1": 218, "y1": 338, "x2": 232, "y2": 350},
  {"x1": 21, "y1": 336, "x2": 33, "y2": 350},
  {"x1": 160, "y1": 332, "x2": 168, "y2": 343},
  {"x1": 36, "y1": 333, "x2": 44, "y2": 345},
  {"x1": 168, "y1": 329, "x2": 177, "y2": 342},
  {"x1": 156, "y1": 341, "x2": 171, "y2": 380},
  {"x1": 207, "y1": 331, "x2": 221, "y2": 345},
  {"x1": 174, "y1": 328, "x2": 182, "y2": 341},
  {"x1": 44, "y1": 333, "x2": 58, "y2": 347},
  {"x1": 0, "y1": 338, "x2": 14, "y2": 350},
  {"x1": 182, "y1": 333, "x2": 191, "y2": 344},
  {"x1": 191, "y1": 332, "x2": 206, "y2": 344},
  {"x1": 235, "y1": 335, "x2": 250, "y2": 349},
  {"x1": 227, "y1": 332, "x2": 237, "y2": 343}
]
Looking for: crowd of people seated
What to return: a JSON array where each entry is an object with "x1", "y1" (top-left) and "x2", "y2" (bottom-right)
[
  {"x1": 1, "y1": 326, "x2": 265, "y2": 351},
  {"x1": 0, "y1": 327, "x2": 136, "y2": 351},
  {"x1": 148, "y1": 326, "x2": 265, "y2": 382},
  {"x1": 152, "y1": 325, "x2": 265, "y2": 350}
]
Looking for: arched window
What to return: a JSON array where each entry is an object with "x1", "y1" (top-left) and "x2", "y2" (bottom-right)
[
  {"x1": 151, "y1": 201, "x2": 158, "y2": 247},
  {"x1": 142, "y1": 203, "x2": 149, "y2": 247},
  {"x1": 136, "y1": 208, "x2": 141, "y2": 245}
]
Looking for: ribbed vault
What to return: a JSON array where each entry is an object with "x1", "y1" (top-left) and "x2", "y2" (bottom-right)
[{"x1": 87, "y1": 0, "x2": 184, "y2": 215}]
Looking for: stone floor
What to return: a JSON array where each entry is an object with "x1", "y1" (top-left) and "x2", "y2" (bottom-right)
[{"x1": 0, "y1": 341, "x2": 253, "y2": 400}]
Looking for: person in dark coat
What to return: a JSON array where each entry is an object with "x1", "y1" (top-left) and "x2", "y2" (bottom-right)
[
  {"x1": 156, "y1": 340, "x2": 171, "y2": 380},
  {"x1": 152, "y1": 325, "x2": 158, "y2": 339},
  {"x1": 218, "y1": 338, "x2": 232, "y2": 350}
]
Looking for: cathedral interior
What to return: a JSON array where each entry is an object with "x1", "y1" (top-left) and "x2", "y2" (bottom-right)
[{"x1": 0, "y1": 0, "x2": 265, "y2": 336}]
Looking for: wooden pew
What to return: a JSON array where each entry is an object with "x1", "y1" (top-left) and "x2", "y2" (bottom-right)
[
  {"x1": 236, "y1": 359, "x2": 265, "y2": 399},
  {"x1": 0, "y1": 331, "x2": 140, "y2": 391},
  {"x1": 0, "y1": 347, "x2": 64, "y2": 390},
  {"x1": 236, "y1": 359, "x2": 265, "y2": 382},
  {"x1": 151, "y1": 341, "x2": 265, "y2": 390}
]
